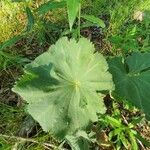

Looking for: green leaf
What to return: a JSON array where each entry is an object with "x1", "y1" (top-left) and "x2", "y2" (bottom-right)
[
  {"x1": 120, "y1": 132, "x2": 130, "y2": 149},
  {"x1": 25, "y1": 7, "x2": 35, "y2": 32},
  {"x1": 13, "y1": 37, "x2": 114, "y2": 139},
  {"x1": 0, "y1": 138, "x2": 11, "y2": 150},
  {"x1": 0, "y1": 51, "x2": 30, "y2": 70},
  {"x1": 106, "y1": 116, "x2": 122, "y2": 128},
  {"x1": 108, "y1": 52, "x2": 150, "y2": 120},
  {"x1": 0, "y1": 35, "x2": 23, "y2": 50},
  {"x1": 67, "y1": 0, "x2": 80, "y2": 30},
  {"x1": 128, "y1": 131, "x2": 138, "y2": 150},
  {"x1": 65, "y1": 130, "x2": 90, "y2": 150},
  {"x1": 81, "y1": 15, "x2": 105, "y2": 28},
  {"x1": 37, "y1": 1, "x2": 66, "y2": 15}
]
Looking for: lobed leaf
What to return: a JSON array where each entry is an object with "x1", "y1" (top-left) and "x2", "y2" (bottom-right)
[
  {"x1": 13, "y1": 37, "x2": 114, "y2": 139},
  {"x1": 108, "y1": 52, "x2": 150, "y2": 120}
]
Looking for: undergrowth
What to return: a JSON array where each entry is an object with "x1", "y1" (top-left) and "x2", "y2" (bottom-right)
[{"x1": 0, "y1": 0, "x2": 150, "y2": 150}]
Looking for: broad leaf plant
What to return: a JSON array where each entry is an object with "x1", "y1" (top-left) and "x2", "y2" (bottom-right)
[
  {"x1": 13, "y1": 37, "x2": 114, "y2": 139},
  {"x1": 108, "y1": 52, "x2": 150, "y2": 120}
]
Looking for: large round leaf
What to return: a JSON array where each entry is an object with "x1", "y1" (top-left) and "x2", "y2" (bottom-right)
[
  {"x1": 13, "y1": 37, "x2": 114, "y2": 139},
  {"x1": 108, "y1": 52, "x2": 150, "y2": 119}
]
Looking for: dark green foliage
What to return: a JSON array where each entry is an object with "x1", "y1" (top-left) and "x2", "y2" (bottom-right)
[
  {"x1": 26, "y1": 6, "x2": 35, "y2": 32},
  {"x1": 108, "y1": 52, "x2": 150, "y2": 120},
  {"x1": 37, "y1": 1, "x2": 66, "y2": 15}
]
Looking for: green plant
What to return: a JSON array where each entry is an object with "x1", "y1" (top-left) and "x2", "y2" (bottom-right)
[
  {"x1": 0, "y1": 51, "x2": 28, "y2": 70},
  {"x1": 104, "y1": 0, "x2": 150, "y2": 55},
  {"x1": 102, "y1": 116, "x2": 138, "y2": 150},
  {"x1": 98, "y1": 101, "x2": 138, "y2": 150},
  {"x1": 108, "y1": 10, "x2": 150, "y2": 54},
  {"x1": 36, "y1": 0, "x2": 105, "y2": 39},
  {"x1": 106, "y1": 0, "x2": 150, "y2": 35},
  {"x1": 0, "y1": 35, "x2": 29, "y2": 70},
  {"x1": 109, "y1": 25, "x2": 139, "y2": 54},
  {"x1": 13, "y1": 37, "x2": 114, "y2": 139},
  {"x1": 2, "y1": 0, "x2": 150, "y2": 149},
  {"x1": 108, "y1": 52, "x2": 150, "y2": 119},
  {"x1": 65, "y1": 130, "x2": 91, "y2": 150},
  {"x1": 97, "y1": 101, "x2": 150, "y2": 150}
]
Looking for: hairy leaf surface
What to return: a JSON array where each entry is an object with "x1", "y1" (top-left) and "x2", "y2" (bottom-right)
[
  {"x1": 13, "y1": 37, "x2": 113, "y2": 139},
  {"x1": 108, "y1": 52, "x2": 150, "y2": 119}
]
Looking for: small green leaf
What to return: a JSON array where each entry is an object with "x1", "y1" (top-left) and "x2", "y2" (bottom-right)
[
  {"x1": 25, "y1": 7, "x2": 35, "y2": 32},
  {"x1": 128, "y1": 132, "x2": 138, "y2": 150},
  {"x1": 37, "y1": 1, "x2": 66, "y2": 15},
  {"x1": 108, "y1": 52, "x2": 150, "y2": 120},
  {"x1": 120, "y1": 132, "x2": 130, "y2": 149},
  {"x1": 13, "y1": 37, "x2": 114, "y2": 139},
  {"x1": 81, "y1": 15, "x2": 105, "y2": 28},
  {"x1": 106, "y1": 116, "x2": 122, "y2": 128},
  {"x1": 67, "y1": 0, "x2": 80, "y2": 30}
]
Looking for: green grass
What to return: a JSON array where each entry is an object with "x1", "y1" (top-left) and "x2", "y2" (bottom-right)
[
  {"x1": 0, "y1": 102, "x2": 25, "y2": 134},
  {"x1": 81, "y1": 0, "x2": 150, "y2": 55},
  {"x1": 103, "y1": 0, "x2": 150, "y2": 55},
  {"x1": 0, "y1": 103, "x2": 59, "y2": 150},
  {"x1": 0, "y1": 102, "x2": 25, "y2": 149}
]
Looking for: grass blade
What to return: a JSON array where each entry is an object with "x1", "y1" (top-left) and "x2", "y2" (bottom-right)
[
  {"x1": 81, "y1": 15, "x2": 105, "y2": 28},
  {"x1": 37, "y1": 1, "x2": 66, "y2": 15},
  {"x1": 25, "y1": 6, "x2": 35, "y2": 32},
  {"x1": 67, "y1": 0, "x2": 80, "y2": 30}
]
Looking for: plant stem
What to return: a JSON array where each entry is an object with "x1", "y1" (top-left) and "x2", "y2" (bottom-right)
[{"x1": 78, "y1": 3, "x2": 81, "y2": 39}]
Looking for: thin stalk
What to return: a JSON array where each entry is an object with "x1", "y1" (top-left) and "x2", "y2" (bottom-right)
[{"x1": 78, "y1": 3, "x2": 81, "y2": 39}]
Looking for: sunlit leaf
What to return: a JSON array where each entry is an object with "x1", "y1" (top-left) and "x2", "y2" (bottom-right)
[
  {"x1": 13, "y1": 37, "x2": 114, "y2": 139},
  {"x1": 67, "y1": 0, "x2": 80, "y2": 30},
  {"x1": 81, "y1": 15, "x2": 105, "y2": 28}
]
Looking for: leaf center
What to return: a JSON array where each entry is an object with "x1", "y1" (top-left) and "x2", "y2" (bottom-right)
[{"x1": 73, "y1": 80, "x2": 81, "y2": 89}]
